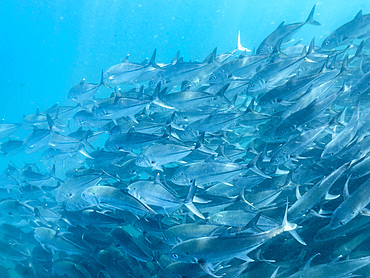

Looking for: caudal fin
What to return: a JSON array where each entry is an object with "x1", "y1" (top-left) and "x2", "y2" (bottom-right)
[
  {"x1": 237, "y1": 31, "x2": 251, "y2": 52},
  {"x1": 184, "y1": 179, "x2": 205, "y2": 219},
  {"x1": 305, "y1": 5, "x2": 321, "y2": 26},
  {"x1": 282, "y1": 199, "x2": 307, "y2": 245}
]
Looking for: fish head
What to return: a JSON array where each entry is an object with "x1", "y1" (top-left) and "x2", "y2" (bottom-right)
[
  {"x1": 256, "y1": 44, "x2": 272, "y2": 55},
  {"x1": 74, "y1": 110, "x2": 97, "y2": 125},
  {"x1": 321, "y1": 34, "x2": 341, "y2": 49},
  {"x1": 135, "y1": 155, "x2": 152, "y2": 168},
  {"x1": 67, "y1": 87, "x2": 78, "y2": 101},
  {"x1": 257, "y1": 95, "x2": 271, "y2": 107},
  {"x1": 102, "y1": 70, "x2": 116, "y2": 86},
  {"x1": 329, "y1": 213, "x2": 348, "y2": 230},
  {"x1": 274, "y1": 123, "x2": 295, "y2": 138},
  {"x1": 320, "y1": 148, "x2": 336, "y2": 159},
  {"x1": 169, "y1": 245, "x2": 197, "y2": 263},
  {"x1": 270, "y1": 154, "x2": 287, "y2": 166},
  {"x1": 64, "y1": 196, "x2": 87, "y2": 212},
  {"x1": 146, "y1": 101, "x2": 164, "y2": 114},
  {"x1": 81, "y1": 186, "x2": 100, "y2": 205},
  {"x1": 208, "y1": 69, "x2": 231, "y2": 84},
  {"x1": 248, "y1": 75, "x2": 265, "y2": 93},
  {"x1": 92, "y1": 106, "x2": 108, "y2": 119},
  {"x1": 177, "y1": 127, "x2": 199, "y2": 142},
  {"x1": 149, "y1": 77, "x2": 166, "y2": 90},
  {"x1": 171, "y1": 170, "x2": 188, "y2": 186}
]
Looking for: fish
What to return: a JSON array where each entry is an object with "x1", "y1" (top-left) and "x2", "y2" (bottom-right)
[
  {"x1": 169, "y1": 204, "x2": 298, "y2": 276},
  {"x1": 33, "y1": 227, "x2": 87, "y2": 255},
  {"x1": 329, "y1": 175, "x2": 370, "y2": 229},
  {"x1": 322, "y1": 10, "x2": 370, "y2": 48},
  {"x1": 68, "y1": 71, "x2": 103, "y2": 105},
  {"x1": 0, "y1": 7, "x2": 369, "y2": 278},
  {"x1": 287, "y1": 256, "x2": 370, "y2": 278},
  {"x1": 257, "y1": 5, "x2": 320, "y2": 55},
  {"x1": 103, "y1": 49, "x2": 162, "y2": 86},
  {"x1": 81, "y1": 185, "x2": 157, "y2": 217}
]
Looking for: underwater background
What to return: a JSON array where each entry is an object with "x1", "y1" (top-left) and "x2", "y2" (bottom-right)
[
  {"x1": 1, "y1": 0, "x2": 370, "y2": 123},
  {"x1": 1, "y1": 0, "x2": 370, "y2": 277}
]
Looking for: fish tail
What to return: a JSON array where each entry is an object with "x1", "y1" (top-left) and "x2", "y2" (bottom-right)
[
  {"x1": 282, "y1": 199, "x2": 307, "y2": 245},
  {"x1": 305, "y1": 5, "x2": 321, "y2": 26},
  {"x1": 237, "y1": 30, "x2": 251, "y2": 52},
  {"x1": 282, "y1": 199, "x2": 297, "y2": 232},
  {"x1": 184, "y1": 179, "x2": 205, "y2": 219}
]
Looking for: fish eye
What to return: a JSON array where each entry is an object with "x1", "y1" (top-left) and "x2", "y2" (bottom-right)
[
  {"x1": 259, "y1": 50, "x2": 263, "y2": 54},
  {"x1": 325, "y1": 40, "x2": 330, "y2": 45},
  {"x1": 173, "y1": 176, "x2": 178, "y2": 181},
  {"x1": 249, "y1": 83, "x2": 254, "y2": 87},
  {"x1": 211, "y1": 76, "x2": 216, "y2": 80},
  {"x1": 171, "y1": 253, "x2": 178, "y2": 259}
]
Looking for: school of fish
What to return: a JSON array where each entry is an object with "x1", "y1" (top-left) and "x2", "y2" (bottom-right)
[{"x1": 0, "y1": 5, "x2": 369, "y2": 278}]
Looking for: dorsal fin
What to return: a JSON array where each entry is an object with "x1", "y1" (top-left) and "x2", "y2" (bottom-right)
[
  {"x1": 158, "y1": 87, "x2": 167, "y2": 100},
  {"x1": 171, "y1": 50, "x2": 180, "y2": 65},
  {"x1": 318, "y1": 57, "x2": 329, "y2": 74},
  {"x1": 80, "y1": 79, "x2": 86, "y2": 86},
  {"x1": 203, "y1": 47, "x2": 217, "y2": 64},
  {"x1": 140, "y1": 58, "x2": 148, "y2": 65},
  {"x1": 114, "y1": 95, "x2": 121, "y2": 104},
  {"x1": 152, "y1": 82, "x2": 161, "y2": 99},
  {"x1": 329, "y1": 53, "x2": 338, "y2": 69},
  {"x1": 122, "y1": 54, "x2": 129, "y2": 63},
  {"x1": 306, "y1": 37, "x2": 315, "y2": 56},
  {"x1": 354, "y1": 10, "x2": 363, "y2": 20},
  {"x1": 149, "y1": 49, "x2": 162, "y2": 69},
  {"x1": 46, "y1": 114, "x2": 54, "y2": 130},
  {"x1": 278, "y1": 21, "x2": 285, "y2": 28},
  {"x1": 337, "y1": 55, "x2": 349, "y2": 76},
  {"x1": 304, "y1": 254, "x2": 320, "y2": 269}
]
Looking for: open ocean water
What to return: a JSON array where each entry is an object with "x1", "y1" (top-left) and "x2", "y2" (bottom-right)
[{"x1": 0, "y1": 0, "x2": 370, "y2": 277}]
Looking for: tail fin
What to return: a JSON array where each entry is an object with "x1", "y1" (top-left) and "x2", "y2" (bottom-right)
[
  {"x1": 184, "y1": 180, "x2": 205, "y2": 219},
  {"x1": 237, "y1": 31, "x2": 251, "y2": 52},
  {"x1": 215, "y1": 83, "x2": 232, "y2": 105},
  {"x1": 281, "y1": 199, "x2": 297, "y2": 232},
  {"x1": 305, "y1": 5, "x2": 321, "y2": 26},
  {"x1": 282, "y1": 200, "x2": 307, "y2": 245}
]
